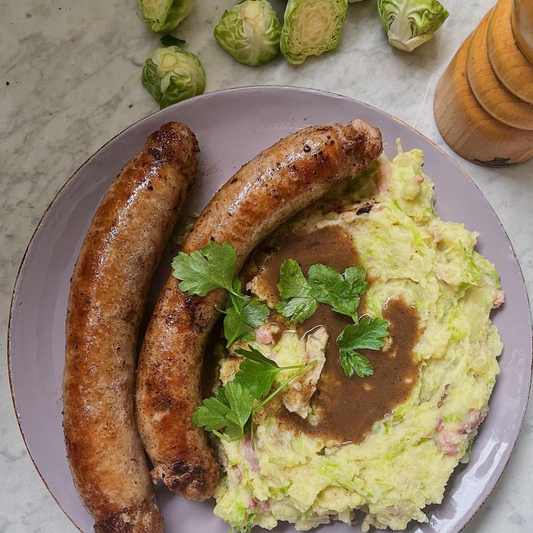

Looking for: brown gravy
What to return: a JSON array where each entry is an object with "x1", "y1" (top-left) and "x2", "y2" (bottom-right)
[{"x1": 247, "y1": 225, "x2": 421, "y2": 444}]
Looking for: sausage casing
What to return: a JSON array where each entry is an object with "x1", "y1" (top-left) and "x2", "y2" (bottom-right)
[{"x1": 63, "y1": 122, "x2": 199, "y2": 533}]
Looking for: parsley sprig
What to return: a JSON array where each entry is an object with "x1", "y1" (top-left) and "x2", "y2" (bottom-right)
[
  {"x1": 276, "y1": 259, "x2": 388, "y2": 378},
  {"x1": 173, "y1": 240, "x2": 389, "y2": 386},
  {"x1": 172, "y1": 242, "x2": 270, "y2": 347},
  {"x1": 275, "y1": 259, "x2": 318, "y2": 323},
  {"x1": 175, "y1": 240, "x2": 390, "y2": 444},
  {"x1": 192, "y1": 346, "x2": 316, "y2": 443},
  {"x1": 337, "y1": 316, "x2": 389, "y2": 378}
]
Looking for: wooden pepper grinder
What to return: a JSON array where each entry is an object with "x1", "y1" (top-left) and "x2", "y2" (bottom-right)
[{"x1": 434, "y1": 0, "x2": 533, "y2": 166}]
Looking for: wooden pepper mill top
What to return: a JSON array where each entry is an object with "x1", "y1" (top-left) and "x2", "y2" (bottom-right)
[
  {"x1": 488, "y1": 0, "x2": 533, "y2": 104},
  {"x1": 512, "y1": 0, "x2": 533, "y2": 64}
]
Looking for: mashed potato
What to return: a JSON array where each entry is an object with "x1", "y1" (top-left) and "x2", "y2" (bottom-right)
[{"x1": 213, "y1": 146, "x2": 503, "y2": 532}]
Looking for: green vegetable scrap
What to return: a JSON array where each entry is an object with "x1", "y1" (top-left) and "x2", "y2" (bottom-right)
[
  {"x1": 280, "y1": 0, "x2": 349, "y2": 65},
  {"x1": 172, "y1": 241, "x2": 270, "y2": 347},
  {"x1": 142, "y1": 46, "x2": 205, "y2": 108},
  {"x1": 171, "y1": 211, "x2": 198, "y2": 248},
  {"x1": 160, "y1": 34, "x2": 186, "y2": 47},
  {"x1": 139, "y1": 0, "x2": 193, "y2": 33},
  {"x1": 377, "y1": 0, "x2": 449, "y2": 52},
  {"x1": 192, "y1": 346, "x2": 317, "y2": 442},
  {"x1": 214, "y1": 0, "x2": 282, "y2": 67}
]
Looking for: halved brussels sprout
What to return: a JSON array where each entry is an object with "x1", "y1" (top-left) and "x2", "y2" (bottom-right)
[
  {"x1": 281, "y1": 0, "x2": 348, "y2": 65},
  {"x1": 139, "y1": 0, "x2": 193, "y2": 33},
  {"x1": 142, "y1": 46, "x2": 206, "y2": 108},
  {"x1": 214, "y1": 0, "x2": 282, "y2": 67},
  {"x1": 377, "y1": 0, "x2": 449, "y2": 52}
]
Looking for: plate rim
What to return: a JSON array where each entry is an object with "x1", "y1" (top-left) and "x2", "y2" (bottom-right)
[{"x1": 7, "y1": 84, "x2": 533, "y2": 533}]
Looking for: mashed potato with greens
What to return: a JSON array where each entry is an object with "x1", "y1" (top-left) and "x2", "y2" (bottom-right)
[{"x1": 213, "y1": 146, "x2": 503, "y2": 532}]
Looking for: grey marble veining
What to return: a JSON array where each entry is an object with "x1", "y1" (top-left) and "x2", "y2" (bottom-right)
[{"x1": 0, "y1": 0, "x2": 531, "y2": 532}]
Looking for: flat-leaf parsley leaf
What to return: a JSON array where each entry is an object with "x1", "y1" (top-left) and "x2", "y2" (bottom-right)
[
  {"x1": 222, "y1": 298, "x2": 270, "y2": 347},
  {"x1": 191, "y1": 381, "x2": 253, "y2": 441},
  {"x1": 172, "y1": 241, "x2": 237, "y2": 296},
  {"x1": 308, "y1": 264, "x2": 369, "y2": 321},
  {"x1": 275, "y1": 259, "x2": 318, "y2": 323},
  {"x1": 337, "y1": 317, "x2": 389, "y2": 378},
  {"x1": 172, "y1": 242, "x2": 270, "y2": 346},
  {"x1": 193, "y1": 345, "x2": 316, "y2": 442}
]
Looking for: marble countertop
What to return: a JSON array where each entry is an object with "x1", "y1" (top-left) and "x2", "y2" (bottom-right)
[{"x1": 1, "y1": 0, "x2": 531, "y2": 531}]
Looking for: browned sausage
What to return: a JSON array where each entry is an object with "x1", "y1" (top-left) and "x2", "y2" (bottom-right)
[
  {"x1": 63, "y1": 122, "x2": 199, "y2": 533},
  {"x1": 136, "y1": 120, "x2": 383, "y2": 501}
]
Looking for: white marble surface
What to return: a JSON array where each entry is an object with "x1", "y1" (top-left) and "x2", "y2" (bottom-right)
[{"x1": 0, "y1": 0, "x2": 531, "y2": 531}]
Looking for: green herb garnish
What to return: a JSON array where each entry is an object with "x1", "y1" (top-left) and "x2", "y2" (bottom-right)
[
  {"x1": 192, "y1": 346, "x2": 316, "y2": 442},
  {"x1": 174, "y1": 241, "x2": 390, "y2": 387},
  {"x1": 276, "y1": 261, "x2": 369, "y2": 324},
  {"x1": 172, "y1": 241, "x2": 237, "y2": 296},
  {"x1": 275, "y1": 259, "x2": 318, "y2": 323},
  {"x1": 172, "y1": 241, "x2": 270, "y2": 347},
  {"x1": 220, "y1": 280, "x2": 270, "y2": 347},
  {"x1": 337, "y1": 317, "x2": 389, "y2": 378},
  {"x1": 276, "y1": 258, "x2": 388, "y2": 378},
  {"x1": 307, "y1": 264, "x2": 369, "y2": 322}
]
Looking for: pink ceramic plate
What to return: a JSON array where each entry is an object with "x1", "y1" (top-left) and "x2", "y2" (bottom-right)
[{"x1": 8, "y1": 86, "x2": 532, "y2": 533}]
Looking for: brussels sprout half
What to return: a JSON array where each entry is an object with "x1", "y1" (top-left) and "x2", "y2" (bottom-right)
[
  {"x1": 139, "y1": 0, "x2": 193, "y2": 33},
  {"x1": 214, "y1": 0, "x2": 282, "y2": 67},
  {"x1": 377, "y1": 0, "x2": 449, "y2": 52},
  {"x1": 142, "y1": 46, "x2": 206, "y2": 109},
  {"x1": 281, "y1": 0, "x2": 348, "y2": 65}
]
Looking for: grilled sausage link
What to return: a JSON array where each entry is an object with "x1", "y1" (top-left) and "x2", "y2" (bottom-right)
[
  {"x1": 63, "y1": 122, "x2": 199, "y2": 533},
  {"x1": 136, "y1": 120, "x2": 383, "y2": 501}
]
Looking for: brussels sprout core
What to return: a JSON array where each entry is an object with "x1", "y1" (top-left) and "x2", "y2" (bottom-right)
[
  {"x1": 214, "y1": 0, "x2": 282, "y2": 67},
  {"x1": 281, "y1": 0, "x2": 348, "y2": 65}
]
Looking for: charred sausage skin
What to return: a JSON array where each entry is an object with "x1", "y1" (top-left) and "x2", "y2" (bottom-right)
[
  {"x1": 136, "y1": 120, "x2": 383, "y2": 501},
  {"x1": 63, "y1": 123, "x2": 199, "y2": 533}
]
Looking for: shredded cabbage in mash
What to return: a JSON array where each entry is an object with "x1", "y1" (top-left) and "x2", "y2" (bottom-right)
[{"x1": 213, "y1": 146, "x2": 503, "y2": 532}]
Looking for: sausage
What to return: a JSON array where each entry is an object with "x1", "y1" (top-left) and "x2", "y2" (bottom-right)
[
  {"x1": 135, "y1": 120, "x2": 383, "y2": 501},
  {"x1": 63, "y1": 122, "x2": 199, "y2": 533}
]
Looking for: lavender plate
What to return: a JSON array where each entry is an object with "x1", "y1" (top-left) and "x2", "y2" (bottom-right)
[{"x1": 8, "y1": 86, "x2": 532, "y2": 533}]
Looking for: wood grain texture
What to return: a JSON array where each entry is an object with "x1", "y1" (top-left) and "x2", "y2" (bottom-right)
[
  {"x1": 488, "y1": 0, "x2": 533, "y2": 104},
  {"x1": 468, "y1": 8, "x2": 533, "y2": 130},
  {"x1": 512, "y1": 0, "x2": 533, "y2": 64},
  {"x1": 435, "y1": 33, "x2": 533, "y2": 166}
]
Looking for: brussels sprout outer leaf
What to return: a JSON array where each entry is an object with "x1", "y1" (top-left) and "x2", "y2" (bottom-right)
[
  {"x1": 377, "y1": 0, "x2": 449, "y2": 52},
  {"x1": 214, "y1": 0, "x2": 282, "y2": 67},
  {"x1": 142, "y1": 59, "x2": 163, "y2": 104},
  {"x1": 160, "y1": 70, "x2": 205, "y2": 108}
]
